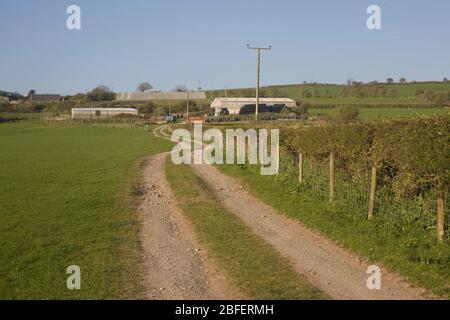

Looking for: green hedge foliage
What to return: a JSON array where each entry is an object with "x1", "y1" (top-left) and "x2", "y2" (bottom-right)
[{"x1": 282, "y1": 116, "x2": 450, "y2": 199}]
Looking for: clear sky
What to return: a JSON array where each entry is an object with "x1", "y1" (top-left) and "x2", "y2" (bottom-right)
[{"x1": 1, "y1": 0, "x2": 449, "y2": 95}]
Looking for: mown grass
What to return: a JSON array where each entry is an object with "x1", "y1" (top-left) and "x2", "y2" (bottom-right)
[
  {"x1": 216, "y1": 164, "x2": 450, "y2": 299},
  {"x1": 0, "y1": 121, "x2": 171, "y2": 299},
  {"x1": 165, "y1": 159, "x2": 327, "y2": 300},
  {"x1": 309, "y1": 107, "x2": 449, "y2": 120}
]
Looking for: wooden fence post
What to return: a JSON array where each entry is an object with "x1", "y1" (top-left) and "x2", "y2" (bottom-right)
[
  {"x1": 298, "y1": 153, "x2": 303, "y2": 183},
  {"x1": 368, "y1": 166, "x2": 377, "y2": 220},
  {"x1": 329, "y1": 152, "x2": 335, "y2": 204},
  {"x1": 437, "y1": 195, "x2": 445, "y2": 241}
]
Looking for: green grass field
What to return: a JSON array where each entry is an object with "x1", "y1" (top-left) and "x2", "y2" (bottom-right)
[
  {"x1": 302, "y1": 97, "x2": 429, "y2": 106},
  {"x1": 216, "y1": 164, "x2": 450, "y2": 299},
  {"x1": 207, "y1": 82, "x2": 450, "y2": 111},
  {"x1": 267, "y1": 82, "x2": 450, "y2": 98},
  {"x1": 165, "y1": 159, "x2": 326, "y2": 299},
  {"x1": 0, "y1": 121, "x2": 171, "y2": 299},
  {"x1": 209, "y1": 82, "x2": 450, "y2": 100},
  {"x1": 310, "y1": 107, "x2": 450, "y2": 120}
]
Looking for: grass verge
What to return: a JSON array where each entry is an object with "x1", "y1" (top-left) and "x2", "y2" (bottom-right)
[{"x1": 165, "y1": 159, "x2": 327, "y2": 300}]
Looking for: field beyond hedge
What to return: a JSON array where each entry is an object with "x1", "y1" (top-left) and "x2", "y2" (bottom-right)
[{"x1": 309, "y1": 107, "x2": 449, "y2": 120}]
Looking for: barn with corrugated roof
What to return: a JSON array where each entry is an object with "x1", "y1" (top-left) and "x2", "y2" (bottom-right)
[{"x1": 211, "y1": 98, "x2": 296, "y2": 116}]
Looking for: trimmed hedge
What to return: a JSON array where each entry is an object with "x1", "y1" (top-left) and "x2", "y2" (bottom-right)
[{"x1": 282, "y1": 116, "x2": 450, "y2": 199}]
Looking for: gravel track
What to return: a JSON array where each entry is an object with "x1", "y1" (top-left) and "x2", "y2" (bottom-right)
[
  {"x1": 138, "y1": 153, "x2": 239, "y2": 299},
  {"x1": 151, "y1": 124, "x2": 425, "y2": 300}
]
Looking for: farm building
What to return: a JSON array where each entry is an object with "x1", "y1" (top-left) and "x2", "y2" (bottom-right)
[
  {"x1": 115, "y1": 91, "x2": 207, "y2": 101},
  {"x1": 0, "y1": 96, "x2": 10, "y2": 103},
  {"x1": 71, "y1": 108, "x2": 138, "y2": 119},
  {"x1": 30, "y1": 94, "x2": 61, "y2": 102},
  {"x1": 211, "y1": 98, "x2": 297, "y2": 116}
]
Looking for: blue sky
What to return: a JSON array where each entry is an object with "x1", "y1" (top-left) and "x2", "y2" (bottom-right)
[{"x1": 1, "y1": 0, "x2": 449, "y2": 95}]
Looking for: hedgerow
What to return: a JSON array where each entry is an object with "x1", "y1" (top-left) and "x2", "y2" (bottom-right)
[
  {"x1": 281, "y1": 115, "x2": 450, "y2": 240},
  {"x1": 283, "y1": 116, "x2": 449, "y2": 198}
]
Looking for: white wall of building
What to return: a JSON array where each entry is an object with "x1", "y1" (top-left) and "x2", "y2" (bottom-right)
[
  {"x1": 211, "y1": 98, "x2": 296, "y2": 115},
  {"x1": 71, "y1": 108, "x2": 138, "y2": 119}
]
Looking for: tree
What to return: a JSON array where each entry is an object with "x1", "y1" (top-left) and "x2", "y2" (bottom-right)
[
  {"x1": 136, "y1": 82, "x2": 153, "y2": 92},
  {"x1": 137, "y1": 101, "x2": 155, "y2": 114},
  {"x1": 28, "y1": 90, "x2": 36, "y2": 96},
  {"x1": 295, "y1": 100, "x2": 310, "y2": 118},
  {"x1": 444, "y1": 78, "x2": 448, "y2": 82},
  {"x1": 386, "y1": 78, "x2": 394, "y2": 84},
  {"x1": 399, "y1": 77, "x2": 407, "y2": 84},
  {"x1": 87, "y1": 85, "x2": 115, "y2": 101},
  {"x1": 174, "y1": 85, "x2": 188, "y2": 92},
  {"x1": 346, "y1": 78, "x2": 355, "y2": 85}
]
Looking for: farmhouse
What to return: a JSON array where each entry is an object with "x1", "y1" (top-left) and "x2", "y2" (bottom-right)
[
  {"x1": 30, "y1": 94, "x2": 61, "y2": 102},
  {"x1": 211, "y1": 97, "x2": 296, "y2": 116},
  {"x1": 71, "y1": 108, "x2": 138, "y2": 119},
  {"x1": 115, "y1": 91, "x2": 206, "y2": 101}
]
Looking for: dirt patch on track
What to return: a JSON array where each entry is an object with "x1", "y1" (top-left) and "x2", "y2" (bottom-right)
[{"x1": 138, "y1": 153, "x2": 240, "y2": 299}]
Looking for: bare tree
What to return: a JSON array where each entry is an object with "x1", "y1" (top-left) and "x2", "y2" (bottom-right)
[
  {"x1": 174, "y1": 85, "x2": 188, "y2": 92},
  {"x1": 137, "y1": 82, "x2": 154, "y2": 93}
]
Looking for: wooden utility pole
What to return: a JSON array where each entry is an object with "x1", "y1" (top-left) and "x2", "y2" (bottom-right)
[
  {"x1": 186, "y1": 91, "x2": 190, "y2": 124},
  {"x1": 247, "y1": 44, "x2": 271, "y2": 122},
  {"x1": 437, "y1": 194, "x2": 445, "y2": 241},
  {"x1": 298, "y1": 153, "x2": 304, "y2": 183},
  {"x1": 368, "y1": 166, "x2": 377, "y2": 220},
  {"x1": 329, "y1": 152, "x2": 335, "y2": 204}
]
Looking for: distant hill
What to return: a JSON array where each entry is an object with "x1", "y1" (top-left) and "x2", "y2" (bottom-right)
[{"x1": 207, "y1": 81, "x2": 450, "y2": 108}]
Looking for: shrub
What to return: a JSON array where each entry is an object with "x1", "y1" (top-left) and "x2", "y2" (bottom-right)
[
  {"x1": 295, "y1": 100, "x2": 310, "y2": 117},
  {"x1": 29, "y1": 103, "x2": 46, "y2": 113},
  {"x1": 328, "y1": 106, "x2": 360, "y2": 123},
  {"x1": 137, "y1": 102, "x2": 155, "y2": 114}
]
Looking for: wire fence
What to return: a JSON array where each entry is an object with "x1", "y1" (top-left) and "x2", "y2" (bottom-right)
[{"x1": 280, "y1": 150, "x2": 449, "y2": 241}]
